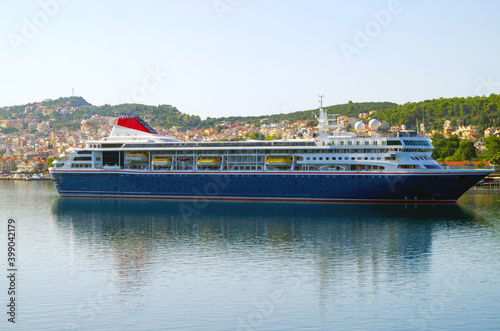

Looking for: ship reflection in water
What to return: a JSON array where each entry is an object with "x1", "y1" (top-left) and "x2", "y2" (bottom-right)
[
  {"x1": 52, "y1": 199, "x2": 475, "y2": 284},
  {"x1": 51, "y1": 198, "x2": 488, "y2": 329}
]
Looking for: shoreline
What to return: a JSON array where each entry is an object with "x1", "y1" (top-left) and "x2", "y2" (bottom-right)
[{"x1": 0, "y1": 175, "x2": 51, "y2": 181}]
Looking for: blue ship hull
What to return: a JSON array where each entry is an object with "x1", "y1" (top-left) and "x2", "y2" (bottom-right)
[{"x1": 49, "y1": 170, "x2": 489, "y2": 203}]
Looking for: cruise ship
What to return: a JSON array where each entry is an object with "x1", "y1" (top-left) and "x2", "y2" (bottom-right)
[{"x1": 49, "y1": 109, "x2": 492, "y2": 203}]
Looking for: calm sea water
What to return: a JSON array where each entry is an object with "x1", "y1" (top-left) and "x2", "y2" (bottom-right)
[{"x1": 1, "y1": 181, "x2": 500, "y2": 330}]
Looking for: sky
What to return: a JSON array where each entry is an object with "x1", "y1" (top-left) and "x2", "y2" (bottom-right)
[{"x1": 1, "y1": 0, "x2": 499, "y2": 119}]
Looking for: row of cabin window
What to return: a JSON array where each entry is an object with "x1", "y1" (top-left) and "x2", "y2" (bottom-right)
[
  {"x1": 70, "y1": 164, "x2": 92, "y2": 168},
  {"x1": 330, "y1": 140, "x2": 403, "y2": 146},
  {"x1": 306, "y1": 156, "x2": 383, "y2": 161},
  {"x1": 410, "y1": 156, "x2": 433, "y2": 161},
  {"x1": 403, "y1": 140, "x2": 431, "y2": 146},
  {"x1": 332, "y1": 140, "x2": 383, "y2": 146},
  {"x1": 401, "y1": 149, "x2": 428, "y2": 153}
]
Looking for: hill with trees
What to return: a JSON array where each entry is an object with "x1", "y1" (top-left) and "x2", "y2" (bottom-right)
[
  {"x1": 373, "y1": 94, "x2": 500, "y2": 133},
  {"x1": 2, "y1": 94, "x2": 500, "y2": 134},
  {"x1": 1, "y1": 97, "x2": 397, "y2": 130}
]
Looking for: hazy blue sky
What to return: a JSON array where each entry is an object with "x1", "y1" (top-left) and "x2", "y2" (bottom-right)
[{"x1": 1, "y1": 0, "x2": 499, "y2": 118}]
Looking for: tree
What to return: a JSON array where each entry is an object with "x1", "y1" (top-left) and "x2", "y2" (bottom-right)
[
  {"x1": 444, "y1": 135, "x2": 460, "y2": 158},
  {"x1": 448, "y1": 139, "x2": 478, "y2": 161},
  {"x1": 246, "y1": 132, "x2": 265, "y2": 140},
  {"x1": 0, "y1": 127, "x2": 18, "y2": 134},
  {"x1": 485, "y1": 136, "x2": 500, "y2": 154},
  {"x1": 47, "y1": 157, "x2": 55, "y2": 168},
  {"x1": 431, "y1": 134, "x2": 460, "y2": 160},
  {"x1": 347, "y1": 100, "x2": 355, "y2": 115},
  {"x1": 490, "y1": 155, "x2": 500, "y2": 166},
  {"x1": 431, "y1": 133, "x2": 447, "y2": 159}
]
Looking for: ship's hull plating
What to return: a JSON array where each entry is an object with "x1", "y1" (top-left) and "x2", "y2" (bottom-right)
[{"x1": 49, "y1": 170, "x2": 489, "y2": 203}]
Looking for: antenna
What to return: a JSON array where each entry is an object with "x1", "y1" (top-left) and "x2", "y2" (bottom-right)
[
  {"x1": 72, "y1": 87, "x2": 74, "y2": 97},
  {"x1": 315, "y1": 95, "x2": 340, "y2": 133},
  {"x1": 422, "y1": 110, "x2": 425, "y2": 132}
]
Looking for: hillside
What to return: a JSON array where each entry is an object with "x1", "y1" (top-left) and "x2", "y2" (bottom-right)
[
  {"x1": 197, "y1": 101, "x2": 398, "y2": 128},
  {"x1": 373, "y1": 94, "x2": 500, "y2": 132},
  {"x1": 2, "y1": 94, "x2": 500, "y2": 132},
  {"x1": 0, "y1": 97, "x2": 397, "y2": 130}
]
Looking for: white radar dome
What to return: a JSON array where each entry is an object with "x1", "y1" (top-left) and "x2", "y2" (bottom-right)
[
  {"x1": 354, "y1": 121, "x2": 365, "y2": 132},
  {"x1": 368, "y1": 119, "x2": 380, "y2": 130},
  {"x1": 401, "y1": 124, "x2": 406, "y2": 130}
]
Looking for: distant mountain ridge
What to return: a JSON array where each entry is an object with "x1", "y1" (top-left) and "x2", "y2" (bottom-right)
[
  {"x1": 1, "y1": 94, "x2": 499, "y2": 132},
  {"x1": 0, "y1": 97, "x2": 397, "y2": 130},
  {"x1": 1, "y1": 96, "x2": 91, "y2": 110}
]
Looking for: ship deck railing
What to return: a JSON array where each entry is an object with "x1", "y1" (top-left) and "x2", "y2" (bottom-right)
[
  {"x1": 354, "y1": 131, "x2": 428, "y2": 138},
  {"x1": 76, "y1": 169, "x2": 402, "y2": 175}
]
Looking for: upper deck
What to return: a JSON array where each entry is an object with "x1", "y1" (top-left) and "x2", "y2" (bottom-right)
[
  {"x1": 51, "y1": 114, "x2": 444, "y2": 173},
  {"x1": 84, "y1": 114, "x2": 432, "y2": 152}
]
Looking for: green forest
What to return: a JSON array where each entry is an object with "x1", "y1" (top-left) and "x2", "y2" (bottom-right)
[{"x1": 373, "y1": 94, "x2": 500, "y2": 133}]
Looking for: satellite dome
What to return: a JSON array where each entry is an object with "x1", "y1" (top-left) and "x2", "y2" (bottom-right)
[
  {"x1": 354, "y1": 121, "x2": 365, "y2": 132},
  {"x1": 368, "y1": 119, "x2": 380, "y2": 130},
  {"x1": 401, "y1": 124, "x2": 406, "y2": 130}
]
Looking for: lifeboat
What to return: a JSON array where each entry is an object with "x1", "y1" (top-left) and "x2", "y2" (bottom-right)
[
  {"x1": 178, "y1": 157, "x2": 191, "y2": 162},
  {"x1": 266, "y1": 156, "x2": 292, "y2": 167},
  {"x1": 197, "y1": 156, "x2": 222, "y2": 167},
  {"x1": 126, "y1": 153, "x2": 148, "y2": 163},
  {"x1": 152, "y1": 157, "x2": 172, "y2": 167}
]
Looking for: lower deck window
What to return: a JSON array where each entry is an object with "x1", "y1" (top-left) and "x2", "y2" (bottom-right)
[
  {"x1": 70, "y1": 163, "x2": 92, "y2": 168},
  {"x1": 397, "y1": 164, "x2": 419, "y2": 169}
]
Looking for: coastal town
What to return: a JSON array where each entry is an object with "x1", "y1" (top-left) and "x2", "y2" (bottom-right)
[{"x1": 0, "y1": 98, "x2": 498, "y2": 177}]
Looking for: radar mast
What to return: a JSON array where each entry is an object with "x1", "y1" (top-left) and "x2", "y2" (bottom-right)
[{"x1": 315, "y1": 95, "x2": 340, "y2": 133}]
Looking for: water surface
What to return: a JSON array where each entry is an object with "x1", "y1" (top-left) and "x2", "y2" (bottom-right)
[{"x1": 1, "y1": 181, "x2": 500, "y2": 330}]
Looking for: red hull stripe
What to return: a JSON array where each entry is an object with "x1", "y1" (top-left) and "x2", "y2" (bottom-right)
[
  {"x1": 49, "y1": 169, "x2": 491, "y2": 176},
  {"x1": 58, "y1": 194, "x2": 457, "y2": 204}
]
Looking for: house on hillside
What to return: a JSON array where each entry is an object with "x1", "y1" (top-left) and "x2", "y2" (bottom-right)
[
  {"x1": 280, "y1": 120, "x2": 291, "y2": 127},
  {"x1": 26, "y1": 158, "x2": 48, "y2": 172},
  {"x1": 0, "y1": 158, "x2": 16, "y2": 173},
  {"x1": 293, "y1": 120, "x2": 306, "y2": 129},
  {"x1": 475, "y1": 140, "x2": 486, "y2": 152},
  {"x1": 443, "y1": 120, "x2": 455, "y2": 137},
  {"x1": 454, "y1": 125, "x2": 481, "y2": 140},
  {"x1": 15, "y1": 160, "x2": 35, "y2": 173},
  {"x1": 484, "y1": 127, "x2": 499, "y2": 138}
]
